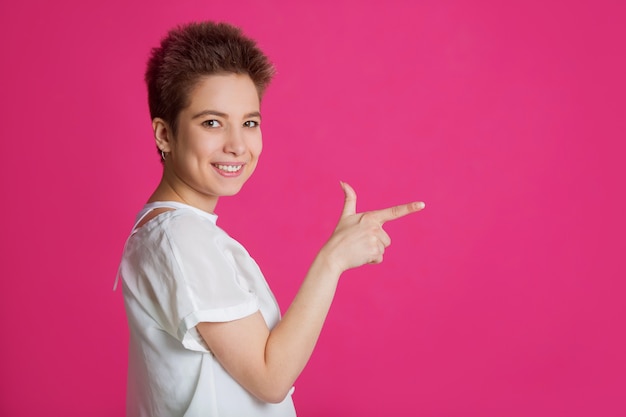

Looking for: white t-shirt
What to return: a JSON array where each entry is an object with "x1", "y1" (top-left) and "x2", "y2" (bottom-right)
[{"x1": 117, "y1": 201, "x2": 297, "y2": 417}]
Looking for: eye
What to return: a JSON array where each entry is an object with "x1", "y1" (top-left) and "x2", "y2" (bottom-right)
[
  {"x1": 244, "y1": 120, "x2": 260, "y2": 128},
  {"x1": 202, "y1": 119, "x2": 221, "y2": 128}
]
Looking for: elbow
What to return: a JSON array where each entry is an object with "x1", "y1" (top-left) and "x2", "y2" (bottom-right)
[{"x1": 254, "y1": 384, "x2": 294, "y2": 404}]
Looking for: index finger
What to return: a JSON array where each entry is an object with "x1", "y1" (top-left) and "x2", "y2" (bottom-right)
[{"x1": 371, "y1": 201, "x2": 425, "y2": 224}]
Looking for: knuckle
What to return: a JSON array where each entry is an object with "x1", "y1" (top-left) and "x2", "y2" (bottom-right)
[{"x1": 362, "y1": 212, "x2": 381, "y2": 225}]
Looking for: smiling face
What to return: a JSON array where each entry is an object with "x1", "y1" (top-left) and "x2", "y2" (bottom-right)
[{"x1": 154, "y1": 73, "x2": 263, "y2": 212}]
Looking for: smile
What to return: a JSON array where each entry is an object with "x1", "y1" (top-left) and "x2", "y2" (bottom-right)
[{"x1": 212, "y1": 163, "x2": 244, "y2": 173}]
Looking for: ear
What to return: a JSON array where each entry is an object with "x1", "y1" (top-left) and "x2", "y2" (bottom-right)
[{"x1": 153, "y1": 118, "x2": 173, "y2": 153}]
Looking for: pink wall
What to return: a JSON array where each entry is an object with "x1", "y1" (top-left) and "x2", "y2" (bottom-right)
[{"x1": 1, "y1": 1, "x2": 625, "y2": 416}]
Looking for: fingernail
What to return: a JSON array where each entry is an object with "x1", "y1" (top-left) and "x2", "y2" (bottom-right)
[{"x1": 415, "y1": 202, "x2": 425, "y2": 210}]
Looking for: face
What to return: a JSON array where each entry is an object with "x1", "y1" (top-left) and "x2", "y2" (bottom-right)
[{"x1": 156, "y1": 73, "x2": 263, "y2": 211}]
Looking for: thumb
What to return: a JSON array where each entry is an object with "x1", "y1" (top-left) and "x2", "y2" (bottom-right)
[{"x1": 340, "y1": 181, "x2": 357, "y2": 217}]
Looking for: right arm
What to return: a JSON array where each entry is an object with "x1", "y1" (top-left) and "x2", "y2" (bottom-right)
[{"x1": 197, "y1": 182, "x2": 425, "y2": 403}]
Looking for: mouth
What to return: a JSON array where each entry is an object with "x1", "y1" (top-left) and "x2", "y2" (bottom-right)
[{"x1": 212, "y1": 163, "x2": 244, "y2": 175}]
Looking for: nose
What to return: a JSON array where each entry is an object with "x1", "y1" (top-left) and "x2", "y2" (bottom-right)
[{"x1": 224, "y1": 126, "x2": 246, "y2": 156}]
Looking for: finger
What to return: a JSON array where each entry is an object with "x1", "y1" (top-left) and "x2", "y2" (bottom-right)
[
  {"x1": 340, "y1": 181, "x2": 357, "y2": 218},
  {"x1": 370, "y1": 250, "x2": 384, "y2": 264},
  {"x1": 366, "y1": 239, "x2": 386, "y2": 264},
  {"x1": 372, "y1": 201, "x2": 425, "y2": 224},
  {"x1": 378, "y1": 229, "x2": 391, "y2": 248}
]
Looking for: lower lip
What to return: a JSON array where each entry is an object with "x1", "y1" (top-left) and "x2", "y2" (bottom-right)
[{"x1": 212, "y1": 164, "x2": 245, "y2": 177}]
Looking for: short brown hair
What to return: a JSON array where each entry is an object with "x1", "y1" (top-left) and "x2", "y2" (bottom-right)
[{"x1": 145, "y1": 21, "x2": 275, "y2": 137}]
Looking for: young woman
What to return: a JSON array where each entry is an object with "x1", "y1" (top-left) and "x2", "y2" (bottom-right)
[{"x1": 117, "y1": 21, "x2": 424, "y2": 417}]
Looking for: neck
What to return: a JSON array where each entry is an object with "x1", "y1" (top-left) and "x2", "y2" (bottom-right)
[{"x1": 148, "y1": 171, "x2": 219, "y2": 214}]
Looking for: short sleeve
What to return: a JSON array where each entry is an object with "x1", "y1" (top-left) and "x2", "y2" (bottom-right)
[{"x1": 159, "y1": 211, "x2": 260, "y2": 352}]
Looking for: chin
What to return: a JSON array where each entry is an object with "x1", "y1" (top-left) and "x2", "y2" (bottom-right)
[{"x1": 220, "y1": 185, "x2": 245, "y2": 196}]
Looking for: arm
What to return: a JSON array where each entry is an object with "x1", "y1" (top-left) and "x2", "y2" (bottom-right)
[{"x1": 197, "y1": 182, "x2": 425, "y2": 403}]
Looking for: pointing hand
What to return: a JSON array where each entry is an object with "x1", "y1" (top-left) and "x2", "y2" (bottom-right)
[{"x1": 321, "y1": 182, "x2": 425, "y2": 274}]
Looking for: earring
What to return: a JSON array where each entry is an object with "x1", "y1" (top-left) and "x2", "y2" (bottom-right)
[{"x1": 160, "y1": 150, "x2": 167, "y2": 161}]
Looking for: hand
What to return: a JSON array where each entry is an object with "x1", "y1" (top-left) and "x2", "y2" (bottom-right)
[
  {"x1": 198, "y1": 183, "x2": 424, "y2": 402},
  {"x1": 321, "y1": 182, "x2": 425, "y2": 273}
]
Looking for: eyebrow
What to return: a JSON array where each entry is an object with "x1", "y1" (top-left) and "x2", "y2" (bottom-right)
[{"x1": 191, "y1": 110, "x2": 262, "y2": 120}]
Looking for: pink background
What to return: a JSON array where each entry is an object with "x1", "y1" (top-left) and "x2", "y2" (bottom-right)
[{"x1": 1, "y1": 0, "x2": 625, "y2": 416}]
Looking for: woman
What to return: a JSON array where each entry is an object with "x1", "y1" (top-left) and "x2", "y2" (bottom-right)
[{"x1": 117, "y1": 21, "x2": 424, "y2": 417}]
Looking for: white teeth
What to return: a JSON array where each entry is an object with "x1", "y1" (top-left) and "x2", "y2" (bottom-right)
[{"x1": 214, "y1": 164, "x2": 243, "y2": 173}]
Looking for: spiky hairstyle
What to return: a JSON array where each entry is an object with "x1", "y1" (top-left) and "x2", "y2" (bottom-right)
[{"x1": 145, "y1": 21, "x2": 275, "y2": 137}]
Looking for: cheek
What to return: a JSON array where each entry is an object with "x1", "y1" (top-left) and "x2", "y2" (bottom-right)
[
  {"x1": 247, "y1": 137, "x2": 262, "y2": 173},
  {"x1": 190, "y1": 137, "x2": 220, "y2": 158},
  {"x1": 251, "y1": 133, "x2": 263, "y2": 157}
]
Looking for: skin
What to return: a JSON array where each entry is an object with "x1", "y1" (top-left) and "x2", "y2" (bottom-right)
[
  {"x1": 143, "y1": 72, "x2": 425, "y2": 403},
  {"x1": 149, "y1": 73, "x2": 262, "y2": 211}
]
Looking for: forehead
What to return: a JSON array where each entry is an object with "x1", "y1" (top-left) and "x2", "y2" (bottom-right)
[{"x1": 183, "y1": 73, "x2": 260, "y2": 115}]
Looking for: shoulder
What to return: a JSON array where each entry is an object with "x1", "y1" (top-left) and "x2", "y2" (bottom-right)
[
  {"x1": 165, "y1": 207, "x2": 217, "y2": 228},
  {"x1": 128, "y1": 207, "x2": 224, "y2": 254},
  {"x1": 136, "y1": 206, "x2": 217, "y2": 234},
  {"x1": 123, "y1": 208, "x2": 237, "y2": 282},
  {"x1": 158, "y1": 208, "x2": 225, "y2": 246}
]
